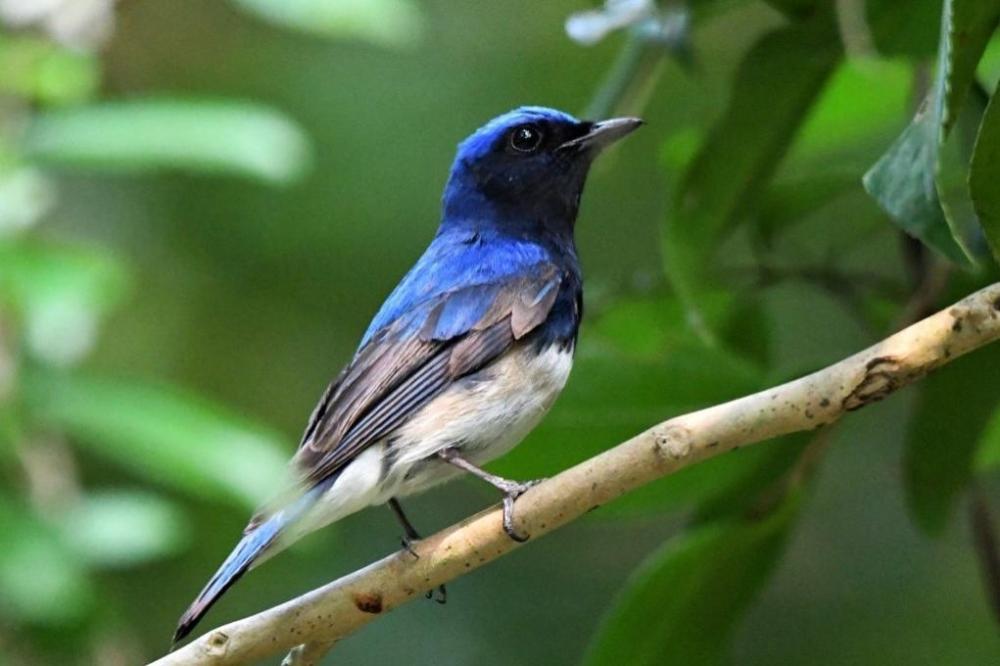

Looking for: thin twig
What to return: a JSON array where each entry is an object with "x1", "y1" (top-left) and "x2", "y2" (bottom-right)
[{"x1": 152, "y1": 283, "x2": 1000, "y2": 666}]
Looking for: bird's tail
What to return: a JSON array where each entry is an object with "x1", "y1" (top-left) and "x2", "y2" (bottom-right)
[{"x1": 172, "y1": 514, "x2": 285, "y2": 645}]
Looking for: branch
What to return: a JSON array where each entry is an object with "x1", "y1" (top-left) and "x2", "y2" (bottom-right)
[{"x1": 153, "y1": 283, "x2": 1000, "y2": 666}]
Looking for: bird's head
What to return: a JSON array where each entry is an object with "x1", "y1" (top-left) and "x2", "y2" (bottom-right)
[{"x1": 441, "y1": 106, "x2": 642, "y2": 236}]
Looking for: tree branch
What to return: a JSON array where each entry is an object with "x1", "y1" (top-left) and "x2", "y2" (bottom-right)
[{"x1": 153, "y1": 283, "x2": 1000, "y2": 666}]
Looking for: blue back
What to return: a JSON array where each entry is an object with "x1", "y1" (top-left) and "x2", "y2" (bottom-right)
[{"x1": 362, "y1": 226, "x2": 579, "y2": 349}]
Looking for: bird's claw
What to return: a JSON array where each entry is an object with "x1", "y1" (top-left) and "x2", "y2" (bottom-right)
[
  {"x1": 500, "y1": 477, "x2": 544, "y2": 542},
  {"x1": 425, "y1": 584, "x2": 447, "y2": 604},
  {"x1": 397, "y1": 535, "x2": 446, "y2": 602},
  {"x1": 400, "y1": 536, "x2": 420, "y2": 560}
]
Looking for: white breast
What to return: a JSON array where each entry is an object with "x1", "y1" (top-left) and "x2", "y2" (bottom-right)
[
  {"x1": 385, "y1": 343, "x2": 573, "y2": 496},
  {"x1": 292, "y1": 343, "x2": 573, "y2": 539}
]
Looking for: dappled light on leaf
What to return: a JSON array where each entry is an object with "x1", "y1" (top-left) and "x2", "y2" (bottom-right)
[
  {"x1": 231, "y1": 0, "x2": 426, "y2": 48},
  {"x1": 21, "y1": 100, "x2": 313, "y2": 185},
  {"x1": 60, "y1": 490, "x2": 190, "y2": 568},
  {"x1": 0, "y1": 35, "x2": 99, "y2": 105}
]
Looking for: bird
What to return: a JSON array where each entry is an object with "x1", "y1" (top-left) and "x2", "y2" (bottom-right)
[{"x1": 173, "y1": 106, "x2": 642, "y2": 643}]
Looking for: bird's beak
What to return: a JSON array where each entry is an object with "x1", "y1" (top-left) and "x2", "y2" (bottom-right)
[{"x1": 558, "y1": 116, "x2": 644, "y2": 153}]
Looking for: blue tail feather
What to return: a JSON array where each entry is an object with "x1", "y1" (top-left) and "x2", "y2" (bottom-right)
[
  {"x1": 172, "y1": 478, "x2": 336, "y2": 644},
  {"x1": 173, "y1": 514, "x2": 284, "y2": 644}
]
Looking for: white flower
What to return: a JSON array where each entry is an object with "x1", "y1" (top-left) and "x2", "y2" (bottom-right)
[
  {"x1": 0, "y1": 0, "x2": 116, "y2": 49},
  {"x1": 565, "y1": 0, "x2": 654, "y2": 46}
]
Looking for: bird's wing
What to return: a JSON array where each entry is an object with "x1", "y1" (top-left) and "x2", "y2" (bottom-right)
[{"x1": 294, "y1": 261, "x2": 563, "y2": 487}]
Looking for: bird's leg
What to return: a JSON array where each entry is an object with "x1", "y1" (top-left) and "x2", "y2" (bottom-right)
[
  {"x1": 386, "y1": 498, "x2": 446, "y2": 603},
  {"x1": 387, "y1": 497, "x2": 422, "y2": 556},
  {"x1": 437, "y1": 448, "x2": 542, "y2": 542}
]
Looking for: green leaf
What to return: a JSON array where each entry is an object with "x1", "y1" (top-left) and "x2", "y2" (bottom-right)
[
  {"x1": 904, "y1": 343, "x2": 1000, "y2": 534},
  {"x1": 611, "y1": 437, "x2": 807, "y2": 519},
  {"x1": 23, "y1": 372, "x2": 290, "y2": 509},
  {"x1": 0, "y1": 499, "x2": 95, "y2": 625},
  {"x1": 762, "y1": 0, "x2": 833, "y2": 19},
  {"x1": 589, "y1": 291, "x2": 743, "y2": 358},
  {"x1": 980, "y1": 32, "x2": 1000, "y2": 89},
  {"x1": 584, "y1": 497, "x2": 799, "y2": 666},
  {"x1": 693, "y1": 433, "x2": 812, "y2": 523},
  {"x1": 21, "y1": 100, "x2": 312, "y2": 186},
  {"x1": 862, "y1": 114, "x2": 970, "y2": 262},
  {"x1": 0, "y1": 35, "x2": 99, "y2": 105},
  {"x1": 942, "y1": 1, "x2": 1000, "y2": 134},
  {"x1": 867, "y1": 0, "x2": 943, "y2": 58},
  {"x1": 970, "y1": 84, "x2": 1000, "y2": 261},
  {"x1": 790, "y1": 58, "x2": 913, "y2": 161},
  {"x1": 974, "y1": 406, "x2": 1000, "y2": 473},
  {"x1": 863, "y1": 0, "x2": 1000, "y2": 264},
  {"x1": 753, "y1": 170, "x2": 861, "y2": 244},
  {"x1": 59, "y1": 490, "x2": 189, "y2": 568},
  {"x1": 662, "y1": 13, "x2": 841, "y2": 338},
  {"x1": 231, "y1": 0, "x2": 426, "y2": 48},
  {"x1": 0, "y1": 240, "x2": 128, "y2": 365}
]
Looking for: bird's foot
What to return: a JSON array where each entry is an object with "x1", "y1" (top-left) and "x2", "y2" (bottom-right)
[
  {"x1": 435, "y1": 449, "x2": 546, "y2": 542},
  {"x1": 499, "y1": 478, "x2": 544, "y2": 542},
  {"x1": 397, "y1": 535, "x2": 446, "y2": 602},
  {"x1": 426, "y1": 583, "x2": 447, "y2": 604},
  {"x1": 400, "y1": 535, "x2": 420, "y2": 560}
]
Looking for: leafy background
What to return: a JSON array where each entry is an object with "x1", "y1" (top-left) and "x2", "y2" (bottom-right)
[{"x1": 2, "y1": 0, "x2": 1000, "y2": 663}]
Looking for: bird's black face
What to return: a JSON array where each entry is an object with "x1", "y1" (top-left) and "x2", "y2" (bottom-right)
[{"x1": 443, "y1": 107, "x2": 642, "y2": 233}]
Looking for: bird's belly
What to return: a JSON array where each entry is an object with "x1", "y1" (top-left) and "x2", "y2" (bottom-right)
[
  {"x1": 386, "y1": 342, "x2": 573, "y2": 496},
  {"x1": 293, "y1": 343, "x2": 572, "y2": 536}
]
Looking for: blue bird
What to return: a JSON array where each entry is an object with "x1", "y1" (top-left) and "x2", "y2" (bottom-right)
[{"x1": 173, "y1": 106, "x2": 642, "y2": 643}]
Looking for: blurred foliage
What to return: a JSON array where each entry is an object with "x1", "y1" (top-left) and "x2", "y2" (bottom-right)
[
  {"x1": 232, "y1": 0, "x2": 427, "y2": 48},
  {"x1": 22, "y1": 100, "x2": 312, "y2": 186},
  {"x1": 1, "y1": 0, "x2": 999, "y2": 664},
  {"x1": 971, "y1": 85, "x2": 1000, "y2": 257},
  {"x1": 24, "y1": 372, "x2": 288, "y2": 507},
  {"x1": 585, "y1": 494, "x2": 801, "y2": 666},
  {"x1": 905, "y1": 342, "x2": 1000, "y2": 534},
  {"x1": 663, "y1": 8, "x2": 841, "y2": 339}
]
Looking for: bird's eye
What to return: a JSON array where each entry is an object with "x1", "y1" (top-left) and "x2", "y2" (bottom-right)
[{"x1": 509, "y1": 125, "x2": 543, "y2": 153}]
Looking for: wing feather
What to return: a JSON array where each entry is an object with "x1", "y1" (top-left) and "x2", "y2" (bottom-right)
[{"x1": 290, "y1": 263, "x2": 563, "y2": 487}]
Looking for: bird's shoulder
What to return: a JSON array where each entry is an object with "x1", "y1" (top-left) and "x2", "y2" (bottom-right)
[{"x1": 361, "y1": 227, "x2": 576, "y2": 346}]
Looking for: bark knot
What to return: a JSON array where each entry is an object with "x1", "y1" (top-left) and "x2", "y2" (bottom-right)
[
  {"x1": 353, "y1": 592, "x2": 383, "y2": 614},
  {"x1": 843, "y1": 356, "x2": 902, "y2": 411},
  {"x1": 651, "y1": 425, "x2": 692, "y2": 461},
  {"x1": 206, "y1": 631, "x2": 229, "y2": 656}
]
